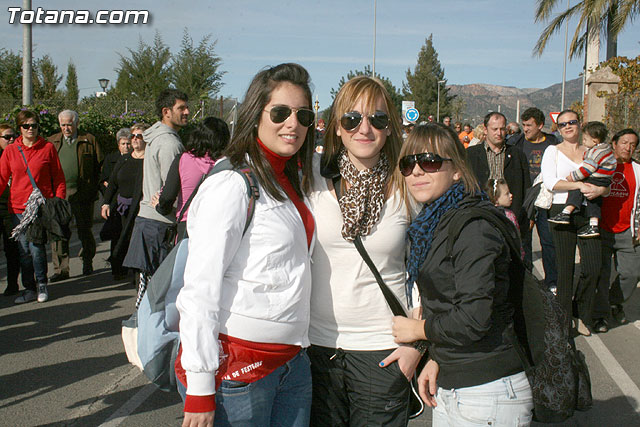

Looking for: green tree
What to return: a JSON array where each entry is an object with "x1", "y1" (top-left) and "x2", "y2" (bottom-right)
[
  {"x1": 0, "y1": 49, "x2": 22, "y2": 101},
  {"x1": 403, "y1": 35, "x2": 454, "y2": 120},
  {"x1": 114, "y1": 31, "x2": 171, "y2": 99},
  {"x1": 33, "y1": 55, "x2": 63, "y2": 101},
  {"x1": 65, "y1": 60, "x2": 79, "y2": 107},
  {"x1": 171, "y1": 29, "x2": 225, "y2": 102},
  {"x1": 533, "y1": 0, "x2": 640, "y2": 60}
]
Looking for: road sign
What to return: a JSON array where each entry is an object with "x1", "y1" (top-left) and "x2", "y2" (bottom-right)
[
  {"x1": 405, "y1": 108, "x2": 419, "y2": 123},
  {"x1": 550, "y1": 112, "x2": 560, "y2": 124}
]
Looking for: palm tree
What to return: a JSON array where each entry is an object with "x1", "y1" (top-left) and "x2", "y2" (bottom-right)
[{"x1": 533, "y1": 0, "x2": 639, "y2": 60}]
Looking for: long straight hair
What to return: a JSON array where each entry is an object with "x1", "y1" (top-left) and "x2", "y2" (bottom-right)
[{"x1": 225, "y1": 63, "x2": 314, "y2": 201}]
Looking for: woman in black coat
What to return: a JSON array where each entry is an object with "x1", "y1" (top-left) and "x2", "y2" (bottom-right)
[{"x1": 391, "y1": 124, "x2": 533, "y2": 426}]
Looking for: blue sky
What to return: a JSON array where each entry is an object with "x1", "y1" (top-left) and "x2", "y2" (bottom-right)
[{"x1": 2, "y1": 0, "x2": 638, "y2": 113}]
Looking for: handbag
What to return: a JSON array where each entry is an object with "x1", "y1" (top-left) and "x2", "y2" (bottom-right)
[
  {"x1": 534, "y1": 148, "x2": 558, "y2": 210},
  {"x1": 334, "y1": 178, "x2": 426, "y2": 420}
]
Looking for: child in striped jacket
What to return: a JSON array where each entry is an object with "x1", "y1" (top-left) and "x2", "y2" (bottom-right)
[{"x1": 548, "y1": 121, "x2": 616, "y2": 238}]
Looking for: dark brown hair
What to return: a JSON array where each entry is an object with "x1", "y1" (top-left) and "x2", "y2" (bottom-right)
[
  {"x1": 224, "y1": 63, "x2": 314, "y2": 201},
  {"x1": 16, "y1": 110, "x2": 40, "y2": 128}
]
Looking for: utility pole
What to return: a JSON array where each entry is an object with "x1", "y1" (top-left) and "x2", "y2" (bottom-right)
[{"x1": 22, "y1": 0, "x2": 33, "y2": 106}]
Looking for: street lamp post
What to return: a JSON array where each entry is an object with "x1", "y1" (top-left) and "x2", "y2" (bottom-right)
[
  {"x1": 437, "y1": 80, "x2": 445, "y2": 122},
  {"x1": 98, "y1": 78, "x2": 109, "y2": 92}
]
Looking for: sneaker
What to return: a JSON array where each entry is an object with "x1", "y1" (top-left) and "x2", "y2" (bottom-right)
[
  {"x1": 548, "y1": 212, "x2": 571, "y2": 224},
  {"x1": 49, "y1": 271, "x2": 69, "y2": 283},
  {"x1": 593, "y1": 318, "x2": 609, "y2": 333},
  {"x1": 578, "y1": 225, "x2": 600, "y2": 238},
  {"x1": 15, "y1": 289, "x2": 37, "y2": 304},
  {"x1": 37, "y1": 284, "x2": 48, "y2": 303},
  {"x1": 611, "y1": 304, "x2": 628, "y2": 324}
]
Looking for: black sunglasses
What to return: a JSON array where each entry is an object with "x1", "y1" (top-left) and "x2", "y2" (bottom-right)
[
  {"x1": 340, "y1": 111, "x2": 389, "y2": 132},
  {"x1": 557, "y1": 119, "x2": 579, "y2": 129},
  {"x1": 20, "y1": 123, "x2": 39, "y2": 130},
  {"x1": 1, "y1": 134, "x2": 17, "y2": 140},
  {"x1": 265, "y1": 105, "x2": 315, "y2": 128},
  {"x1": 131, "y1": 133, "x2": 144, "y2": 140},
  {"x1": 399, "y1": 152, "x2": 453, "y2": 176}
]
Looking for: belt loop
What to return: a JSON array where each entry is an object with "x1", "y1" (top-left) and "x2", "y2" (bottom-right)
[{"x1": 504, "y1": 377, "x2": 516, "y2": 399}]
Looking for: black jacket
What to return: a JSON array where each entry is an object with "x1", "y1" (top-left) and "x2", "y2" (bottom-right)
[
  {"x1": 418, "y1": 196, "x2": 522, "y2": 389},
  {"x1": 467, "y1": 142, "x2": 532, "y2": 229}
]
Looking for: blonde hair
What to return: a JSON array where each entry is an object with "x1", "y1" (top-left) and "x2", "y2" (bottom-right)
[
  {"x1": 131, "y1": 123, "x2": 150, "y2": 133},
  {"x1": 323, "y1": 76, "x2": 404, "y2": 197},
  {"x1": 399, "y1": 123, "x2": 480, "y2": 209}
]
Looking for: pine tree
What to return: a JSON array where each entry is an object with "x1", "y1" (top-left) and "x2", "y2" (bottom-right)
[
  {"x1": 65, "y1": 61, "x2": 79, "y2": 108},
  {"x1": 171, "y1": 29, "x2": 225, "y2": 102},
  {"x1": 0, "y1": 49, "x2": 22, "y2": 101},
  {"x1": 330, "y1": 65, "x2": 403, "y2": 112},
  {"x1": 33, "y1": 55, "x2": 63, "y2": 101},
  {"x1": 403, "y1": 35, "x2": 454, "y2": 121},
  {"x1": 114, "y1": 31, "x2": 171, "y2": 99}
]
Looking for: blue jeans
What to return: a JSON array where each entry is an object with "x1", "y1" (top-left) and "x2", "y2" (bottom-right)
[
  {"x1": 432, "y1": 371, "x2": 533, "y2": 427},
  {"x1": 178, "y1": 349, "x2": 312, "y2": 426},
  {"x1": 535, "y1": 208, "x2": 557, "y2": 288},
  {"x1": 11, "y1": 213, "x2": 48, "y2": 290}
]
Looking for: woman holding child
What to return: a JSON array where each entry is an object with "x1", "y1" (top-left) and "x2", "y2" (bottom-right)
[{"x1": 540, "y1": 110, "x2": 607, "y2": 335}]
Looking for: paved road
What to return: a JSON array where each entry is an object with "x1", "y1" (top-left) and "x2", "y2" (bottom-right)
[{"x1": 1, "y1": 226, "x2": 639, "y2": 426}]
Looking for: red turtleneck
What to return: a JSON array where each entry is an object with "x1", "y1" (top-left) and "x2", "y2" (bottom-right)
[{"x1": 257, "y1": 138, "x2": 314, "y2": 247}]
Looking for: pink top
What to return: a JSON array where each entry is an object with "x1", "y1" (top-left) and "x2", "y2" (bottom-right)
[{"x1": 177, "y1": 152, "x2": 216, "y2": 221}]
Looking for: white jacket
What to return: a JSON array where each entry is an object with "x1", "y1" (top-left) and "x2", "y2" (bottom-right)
[{"x1": 176, "y1": 169, "x2": 314, "y2": 396}]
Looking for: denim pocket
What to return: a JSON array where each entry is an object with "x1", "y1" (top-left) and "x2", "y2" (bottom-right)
[
  {"x1": 219, "y1": 379, "x2": 252, "y2": 396},
  {"x1": 455, "y1": 395, "x2": 497, "y2": 425}
]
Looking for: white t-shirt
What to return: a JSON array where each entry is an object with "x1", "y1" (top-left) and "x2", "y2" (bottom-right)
[
  {"x1": 308, "y1": 156, "x2": 412, "y2": 350},
  {"x1": 541, "y1": 145, "x2": 581, "y2": 204}
]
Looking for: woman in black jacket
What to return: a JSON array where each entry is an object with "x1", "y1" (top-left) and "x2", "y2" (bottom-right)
[{"x1": 391, "y1": 124, "x2": 533, "y2": 426}]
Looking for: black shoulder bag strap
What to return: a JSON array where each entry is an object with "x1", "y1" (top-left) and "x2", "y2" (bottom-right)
[{"x1": 17, "y1": 146, "x2": 40, "y2": 191}]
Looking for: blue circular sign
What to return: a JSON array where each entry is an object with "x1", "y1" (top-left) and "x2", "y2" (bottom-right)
[{"x1": 405, "y1": 108, "x2": 419, "y2": 122}]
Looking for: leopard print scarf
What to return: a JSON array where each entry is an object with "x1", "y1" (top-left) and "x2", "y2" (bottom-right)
[{"x1": 337, "y1": 148, "x2": 389, "y2": 241}]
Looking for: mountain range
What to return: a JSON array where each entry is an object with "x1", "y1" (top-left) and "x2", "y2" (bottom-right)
[{"x1": 448, "y1": 77, "x2": 583, "y2": 125}]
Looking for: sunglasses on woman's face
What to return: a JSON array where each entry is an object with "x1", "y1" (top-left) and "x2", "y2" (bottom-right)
[
  {"x1": 131, "y1": 133, "x2": 144, "y2": 140},
  {"x1": 20, "y1": 123, "x2": 38, "y2": 130},
  {"x1": 265, "y1": 105, "x2": 315, "y2": 128},
  {"x1": 557, "y1": 119, "x2": 579, "y2": 129},
  {"x1": 399, "y1": 152, "x2": 453, "y2": 176},
  {"x1": 340, "y1": 111, "x2": 389, "y2": 132},
  {"x1": 1, "y1": 134, "x2": 17, "y2": 140}
]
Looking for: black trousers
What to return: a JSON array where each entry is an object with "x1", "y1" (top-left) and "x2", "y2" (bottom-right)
[
  {"x1": 0, "y1": 206, "x2": 20, "y2": 291},
  {"x1": 565, "y1": 176, "x2": 611, "y2": 219},
  {"x1": 308, "y1": 345, "x2": 410, "y2": 427},
  {"x1": 548, "y1": 204, "x2": 602, "y2": 329}
]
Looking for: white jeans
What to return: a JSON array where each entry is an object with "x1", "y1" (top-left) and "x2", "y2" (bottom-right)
[{"x1": 432, "y1": 371, "x2": 533, "y2": 427}]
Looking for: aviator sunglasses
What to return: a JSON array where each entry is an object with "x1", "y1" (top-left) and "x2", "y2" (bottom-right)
[
  {"x1": 557, "y1": 119, "x2": 579, "y2": 129},
  {"x1": 399, "y1": 152, "x2": 452, "y2": 176},
  {"x1": 265, "y1": 105, "x2": 315, "y2": 128},
  {"x1": 340, "y1": 110, "x2": 389, "y2": 132}
]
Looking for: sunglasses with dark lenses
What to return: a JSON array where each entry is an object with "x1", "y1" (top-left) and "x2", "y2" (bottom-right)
[
  {"x1": 1, "y1": 134, "x2": 17, "y2": 140},
  {"x1": 340, "y1": 111, "x2": 389, "y2": 132},
  {"x1": 131, "y1": 134, "x2": 144, "y2": 140},
  {"x1": 399, "y1": 152, "x2": 453, "y2": 176},
  {"x1": 20, "y1": 123, "x2": 39, "y2": 130},
  {"x1": 266, "y1": 105, "x2": 315, "y2": 128},
  {"x1": 557, "y1": 119, "x2": 579, "y2": 129}
]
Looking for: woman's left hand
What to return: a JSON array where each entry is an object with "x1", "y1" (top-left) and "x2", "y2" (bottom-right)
[
  {"x1": 392, "y1": 316, "x2": 426, "y2": 343},
  {"x1": 378, "y1": 345, "x2": 422, "y2": 381},
  {"x1": 581, "y1": 182, "x2": 609, "y2": 200}
]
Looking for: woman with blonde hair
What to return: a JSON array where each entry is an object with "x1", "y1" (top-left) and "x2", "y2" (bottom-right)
[
  {"x1": 308, "y1": 76, "x2": 422, "y2": 426},
  {"x1": 392, "y1": 123, "x2": 533, "y2": 426}
]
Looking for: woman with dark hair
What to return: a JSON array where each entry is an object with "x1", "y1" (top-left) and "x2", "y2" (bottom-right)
[
  {"x1": 0, "y1": 124, "x2": 21, "y2": 296},
  {"x1": 392, "y1": 123, "x2": 533, "y2": 426},
  {"x1": 308, "y1": 76, "x2": 421, "y2": 427},
  {"x1": 0, "y1": 110, "x2": 66, "y2": 304},
  {"x1": 151, "y1": 116, "x2": 230, "y2": 237},
  {"x1": 542, "y1": 109, "x2": 605, "y2": 336},
  {"x1": 101, "y1": 123, "x2": 149, "y2": 280},
  {"x1": 175, "y1": 63, "x2": 316, "y2": 427}
]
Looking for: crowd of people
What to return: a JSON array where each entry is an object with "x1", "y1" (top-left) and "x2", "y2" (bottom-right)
[{"x1": 1, "y1": 62, "x2": 639, "y2": 426}]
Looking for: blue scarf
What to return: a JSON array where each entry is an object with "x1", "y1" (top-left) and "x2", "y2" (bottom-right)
[{"x1": 406, "y1": 182, "x2": 471, "y2": 304}]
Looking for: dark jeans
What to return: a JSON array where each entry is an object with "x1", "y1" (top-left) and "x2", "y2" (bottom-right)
[
  {"x1": 535, "y1": 208, "x2": 557, "y2": 289},
  {"x1": 11, "y1": 213, "x2": 47, "y2": 290},
  {"x1": 1, "y1": 207, "x2": 20, "y2": 291},
  {"x1": 565, "y1": 176, "x2": 610, "y2": 219},
  {"x1": 308, "y1": 345, "x2": 410, "y2": 427},
  {"x1": 548, "y1": 204, "x2": 602, "y2": 329}
]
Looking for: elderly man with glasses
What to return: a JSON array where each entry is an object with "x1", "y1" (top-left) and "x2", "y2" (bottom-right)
[{"x1": 48, "y1": 110, "x2": 103, "y2": 280}]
